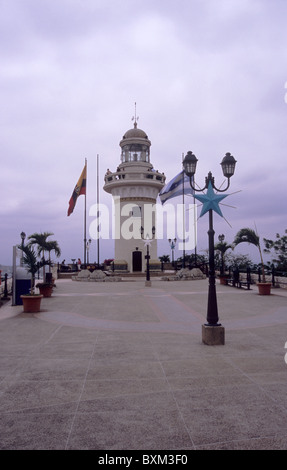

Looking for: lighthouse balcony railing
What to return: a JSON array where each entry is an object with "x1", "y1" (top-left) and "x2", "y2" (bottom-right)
[{"x1": 104, "y1": 171, "x2": 165, "y2": 184}]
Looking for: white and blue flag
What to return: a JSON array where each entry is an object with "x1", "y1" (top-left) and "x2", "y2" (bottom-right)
[{"x1": 159, "y1": 171, "x2": 194, "y2": 204}]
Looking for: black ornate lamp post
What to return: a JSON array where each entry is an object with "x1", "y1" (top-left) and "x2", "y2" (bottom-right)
[
  {"x1": 20, "y1": 232, "x2": 26, "y2": 267},
  {"x1": 183, "y1": 151, "x2": 236, "y2": 344},
  {"x1": 168, "y1": 238, "x2": 177, "y2": 267},
  {"x1": 86, "y1": 239, "x2": 92, "y2": 264},
  {"x1": 141, "y1": 226, "x2": 155, "y2": 287},
  {"x1": 218, "y1": 234, "x2": 225, "y2": 275}
]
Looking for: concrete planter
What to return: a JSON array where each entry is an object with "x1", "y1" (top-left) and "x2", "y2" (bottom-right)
[{"x1": 21, "y1": 295, "x2": 43, "y2": 313}]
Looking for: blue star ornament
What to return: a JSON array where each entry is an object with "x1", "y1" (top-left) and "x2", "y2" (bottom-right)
[{"x1": 194, "y1": 181, "x2": 228, "y2": 217}]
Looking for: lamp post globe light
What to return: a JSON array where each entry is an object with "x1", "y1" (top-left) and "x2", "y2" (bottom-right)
[
  {"x1": 141, "y1": 226, "x2": 155, "y2": 287},
  {"x1": 183, "y1": 151, "x2": 236, "y2": 345}
]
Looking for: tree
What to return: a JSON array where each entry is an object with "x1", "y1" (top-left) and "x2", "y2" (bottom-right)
[
  {"x1": 263, "y1": 230, "x2": 287, "y2": 271},
  {"x1": 45, "y1": 240, "x2": 61, "y2": 272},
  {"x1": 18, "y1": 244, "x2": 49, "y2": 294},
  {"x1": 176, "y1": 253, "x2": 208, "y2": 267},
  {"x1": 159, "y1": 255, "x2": 170, "y2": 263},
  {"x1": 214, "y1": 235, "x2": 232, "y2": 275},
  {"x1": 28, "y1": 232, "x2": 53, "y2": 259},
  {"x1": 28, "y1": 232, "x2": 61, "y2": 277},
  {"x1": 233, "y1": 227, "x2": 266, "y2": 282},
  {"x1": 224, "y1": 252, "x2": 256, "y2": 271}
]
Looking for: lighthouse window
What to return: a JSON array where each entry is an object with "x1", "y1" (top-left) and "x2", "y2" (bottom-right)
[
  {"x1": 121, "y1": 146, "x2": 130, "y2": 163},
  {"x1": 121, "y1": 143, "x2": 149, "y2": 163}
]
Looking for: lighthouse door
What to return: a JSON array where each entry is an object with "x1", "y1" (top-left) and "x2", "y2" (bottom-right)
[{"x1": 132, "y1": 251, "x2": 142, "y2": 272}]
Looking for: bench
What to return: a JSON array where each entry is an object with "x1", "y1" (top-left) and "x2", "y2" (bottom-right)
[
  {"x1": 224, "y1": 270, "x2": 251, "y2": 290},
  {"x1": 238, "y1": 280, "x2": 251, "y2": 290}
]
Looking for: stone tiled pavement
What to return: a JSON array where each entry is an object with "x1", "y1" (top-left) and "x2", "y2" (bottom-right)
[{"x1": 0, "y1": 277, "x2": 287, "y2": 450}]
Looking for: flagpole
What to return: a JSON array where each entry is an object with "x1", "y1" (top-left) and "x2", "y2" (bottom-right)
[
  {"x1": 194, "y1": 191, "x2": 197, "y2": 266},
  {"x1": 84, "y1": 158, "x2": 87, "y2": 265},
  {"x1": 182, "y1": 155, "x2": 186, "y2": 268},
  {"x1": 97, "y1": 154, "x2": 100, "y2": 266}
]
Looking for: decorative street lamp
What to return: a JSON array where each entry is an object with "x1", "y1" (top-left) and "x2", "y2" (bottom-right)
[
  {"x1": 20, "y1": 232, "x2": 26, "y2": 267},
  {"x1": 168, "y1": 238, "x2": 177, "y2": 267},
  {"x1": 218, "y1": 234, "x2": 225, "y2": 243},
  {"x1": 218, "y1": 234, "x2": 225, "y2": 276},
  {"x1": 86, "y1": 238, "x2": 92, "y2": 264},
  {"x1": 141, "y1": 226, "x2": 155, "y2": 287},
  {"x1": 183, "y1": 151, "x2": 236, "y2": 345}
]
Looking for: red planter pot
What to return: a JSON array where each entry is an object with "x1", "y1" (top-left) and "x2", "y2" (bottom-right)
[
  {"x1": 38, "y1": 285, "x2": 53, "y2": 297},
  {"x1": 21, "y1": 295, "x2": 43, "y2": 313},
  {"x1": 257, "y1": 282, "x2": 272, "y2": 295},
  {"x1": 219, "y1": 275, "x2": 228, "y2": 285}
]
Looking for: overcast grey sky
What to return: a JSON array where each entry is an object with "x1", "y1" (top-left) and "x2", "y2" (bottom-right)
[{"x1": 1, "y1": 0, "x2": 287, "y2": 266}]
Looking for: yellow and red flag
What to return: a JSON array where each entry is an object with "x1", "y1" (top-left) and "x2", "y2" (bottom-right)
[{"x1": 67, "y1": 163, "x2": 87, "y2": 216}]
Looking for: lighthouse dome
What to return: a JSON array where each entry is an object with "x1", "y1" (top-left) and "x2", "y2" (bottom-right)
[{"x1": 122, "y1": 125, "x2": 149, "y2": 140}]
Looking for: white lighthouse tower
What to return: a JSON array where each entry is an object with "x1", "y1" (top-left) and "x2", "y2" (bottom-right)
[{"x1": 103, "y1": 113, "x2": 166, "y2": 273}]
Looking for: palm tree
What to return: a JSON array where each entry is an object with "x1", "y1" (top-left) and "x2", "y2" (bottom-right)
[
  {"x1": 18, "y1": 244, "x2": 49, "y2": 293},
  {"x1": 233, "y1": 227, "x2": 266, "y2": 282},
  {"x1": 28, "y1": 232, "x2": 61, "y2": 278},
  {"x1": 45, "y1": 240, "x2": 61, "y2": 273},
  {"x1": 215, "y1": 235, "x2": 232, "y2": 275},
  {"x1": 28, "y1": 231, "x2": 53, "y2": 257}
]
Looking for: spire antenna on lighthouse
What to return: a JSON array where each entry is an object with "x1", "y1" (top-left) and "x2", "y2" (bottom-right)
[{"x1": 132, "y1": 102, "x2": 139, "y2": 128}]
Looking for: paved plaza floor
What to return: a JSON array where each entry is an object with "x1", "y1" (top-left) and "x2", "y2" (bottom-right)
[{"x1": 0, "y1": 277, "x2": 287, "y2": 450}]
